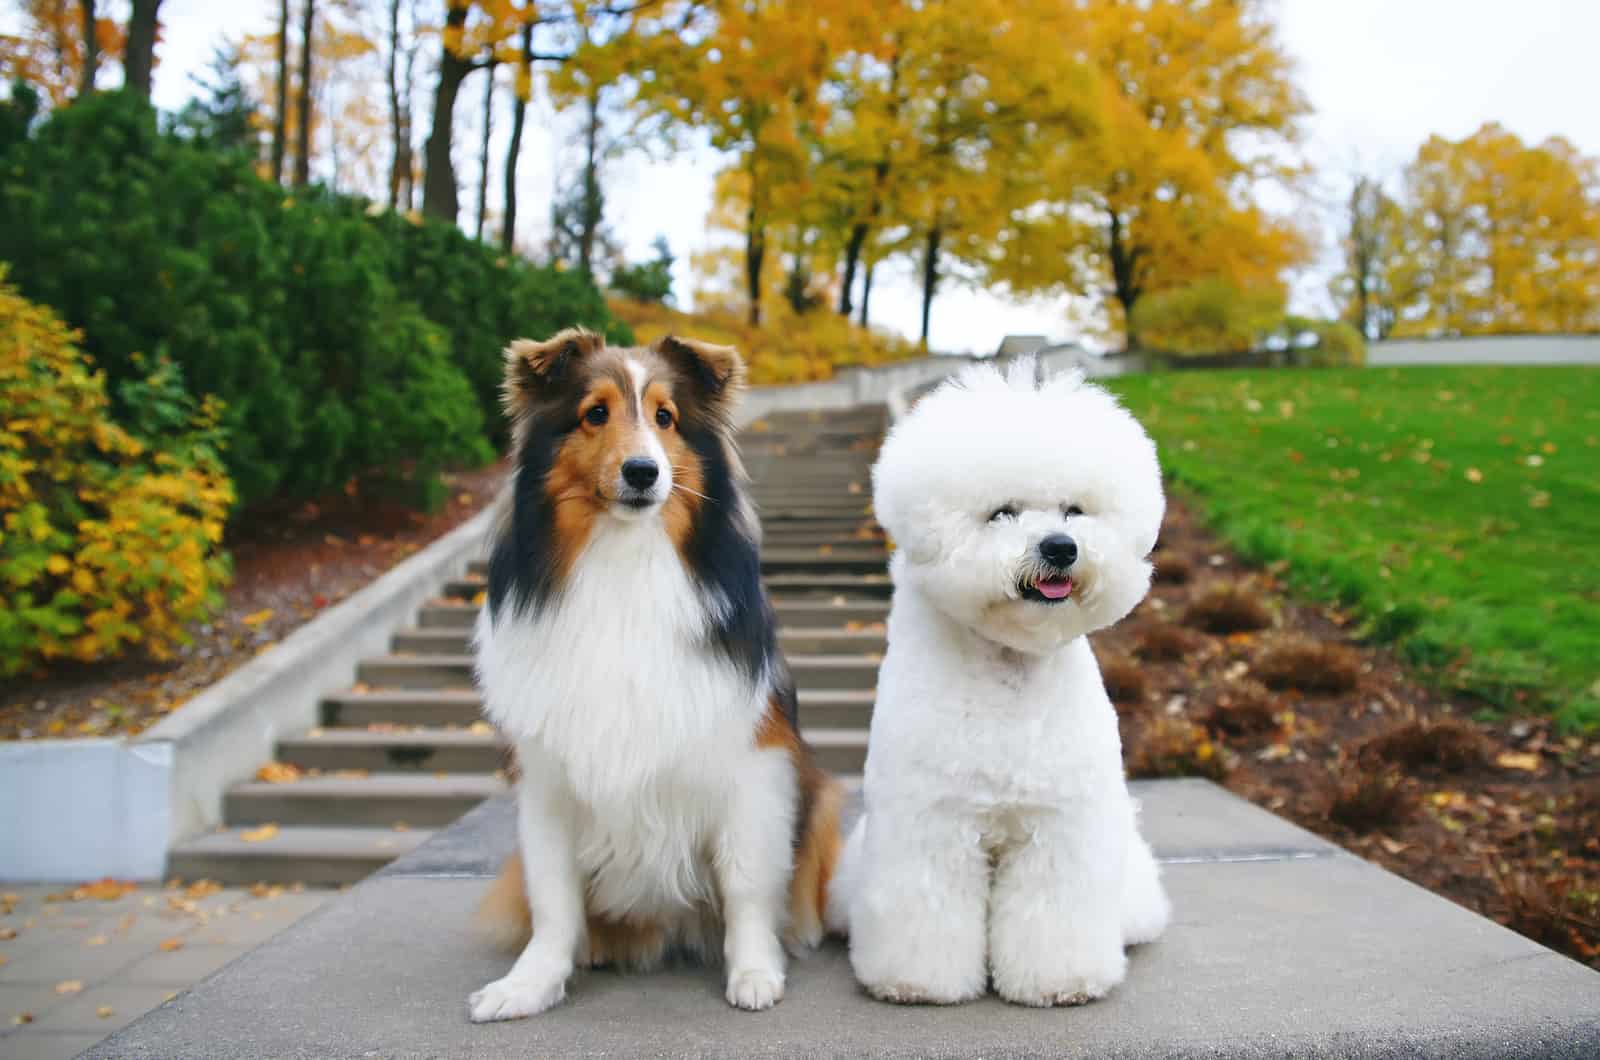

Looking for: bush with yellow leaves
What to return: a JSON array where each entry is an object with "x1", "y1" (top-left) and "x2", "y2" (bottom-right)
[{"x1": 0, "y1": 270, "x2": 233, "y2": 675}]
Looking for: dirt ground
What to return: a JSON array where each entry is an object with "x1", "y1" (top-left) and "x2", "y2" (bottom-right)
[
  {"x1": 1108, "y1": 499, "x2": 1599, "y2": 969},
  {"x1": 1, "y1": 464, "x2": 507, "y2": 741}
]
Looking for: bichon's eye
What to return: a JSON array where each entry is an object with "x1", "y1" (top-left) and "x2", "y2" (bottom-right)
[
  {"x1": 989, "y1": 504, "x2": 1018, "y2": 522},
  {"x1": 1064, "y1": 504, "x2": 1084, "y2": 517}
]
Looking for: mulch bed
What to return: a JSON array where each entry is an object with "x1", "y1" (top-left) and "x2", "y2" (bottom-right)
[
  {"x1": 1106, "y1": 497, "x2": 1600, "y2": 969},
  {"x1": 1, "y1": 463, "x2": 507, "y2": 741}
]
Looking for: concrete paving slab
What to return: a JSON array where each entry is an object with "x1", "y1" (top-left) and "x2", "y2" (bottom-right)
[
  {"x1": 6, "y1": 1030, "x2": 110, "y2": 1059},
  {"x1": 89, "y1": 781, "x2": 1600, "y2": 1058}
]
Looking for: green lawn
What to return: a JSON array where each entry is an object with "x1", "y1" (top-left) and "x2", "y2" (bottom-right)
[{"x1": 1108, "y1": 365, "x2": 1600, "y2": 730}]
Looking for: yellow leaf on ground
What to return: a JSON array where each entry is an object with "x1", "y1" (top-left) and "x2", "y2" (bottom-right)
[
  {"x1": 184, "y1": 879, "x2": 223, "y2": 899},
  {"x1": 97, "y1": 1005, "x2": 115, "y2": 1019},
  {"x1": 12, "y1": 1012, "x2": 32, "y2": 1025},
  {"x1": 1495, "y1": 751, "x2": 1541, "y2": 772},
  {"x1": 241, "y1": 609, "x2": 274, "y2": 627},
  {"x1": 55, "y1": 980, "x2": 84, "y2": 995},
  {"x1": 471, "y1": 590, "x2": 487, "y2": 607},
  {"x1": 254, "y1": 762, "x2": 303, "y2": 784},
  {"x1": 467, "y1": 721, "x2": 494, "y2": 735},
  {"x1": 239, "y1": 824, "x2": 279, "y2": 843},
  {"x1": 76, "y1": 878, "x2": 136, "y2": 901},
  {"x1": 158, "y1": 938, "x2": 185, "y2": 952}
]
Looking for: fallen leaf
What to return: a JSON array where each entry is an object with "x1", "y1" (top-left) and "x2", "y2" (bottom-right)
[
  {"x1": 392, "y1": 821, "x2": 410, "y2": 832},
  {"x1": 55, "y1": 980, "x2": 84, "y2": 995},
  {"x1": 12, "y1": 1012, "x2": 32, "y2": 1026},
  {"x1": 1464, "y1": 467, "x2": 1483, "y2": 483},
  {"x1": 254, "y1": 762, "x2": 303, "y2": 784},
  {"x1": 76, "y1": 879, "x2": 136, "y2": 901},
  {"x1": 85, "y1": 934, "x2": 107, "y2": 947},
  {"x1": 1495, "y1": 751, "x2": 1541, "y2": 773},
  {"x1": 97, "y1": 1005, "x2": 115, "y2": 1019},
  {"x1": 239, "y1": 824, "x2": 280, "y2": 843},
  {"x1": 1378, "y1": 838, "x2": 1411, "y2": 856},
  {"x1": 158, "y1": 938, "x2": 185, "y2": 952},
  {"x1": 0, "y1": 927, "x2": 16, "y2": 940},
  {"x1": 241, "y1": 609, "x2": 274, "y2": 628},
  {"x1": 184, "y1": 879, "x2": 223, "y2": 899},
  {"x1": 471, "y1": 590, "x2": 487, "y2": 607}
]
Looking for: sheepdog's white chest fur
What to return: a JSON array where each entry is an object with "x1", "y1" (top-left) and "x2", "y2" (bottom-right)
[{"x1": 475, "y1": 519, "x2": 770, "y2": 919}]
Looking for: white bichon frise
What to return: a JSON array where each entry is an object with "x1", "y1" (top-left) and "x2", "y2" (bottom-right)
[{"x1": 826, "y1": 360, "x2": 1170, "y2": 1007}]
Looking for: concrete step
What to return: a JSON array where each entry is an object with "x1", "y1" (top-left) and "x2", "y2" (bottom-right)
[
  {"x1": 804, "y1": 728, "x2": 869, "y2": 774},
  {"x1": 224, "y1": 774, "x2": 506, "y2": 828},
  {"x1": 357, "y1": 655, "x2": 474, "y2": 690},
  {"x1": 391, "y1": 626, "x2": 887, "y2": 658},
  {"x1": 417, "y1": 601, "x2": 477, "y2": 629},
  {"x1": 278, "y1": 729, "x2": 504, "y2": 774},
  {"x1": 772, "y1": 599, "x2": 888, "y2": 626},
  {"x1": 321, "y1": 686, "x2": 874, "y2": 730},
  {"x1": 168, "y1": 826, "x2": 434, "y2": 886},
  {"x1": 764, "y1": 573, "x2": 892, "y2": 598},
  {"x1": 760, "y1": 549, "x2": 887, "y2": 575},
  {"x1": 322, "y1": 689, "x2": 480, "y2": 728}
]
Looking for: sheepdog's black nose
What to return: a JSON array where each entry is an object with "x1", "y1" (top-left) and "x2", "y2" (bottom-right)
[
  {"x1": 621, "y1": 458, "x2": 660, "y2": 489},
  {"x1": 1038, "y1": 533, "x2": 1078, "y2": 568}
]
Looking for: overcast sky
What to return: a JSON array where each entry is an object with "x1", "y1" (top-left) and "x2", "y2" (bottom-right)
[{"x1": 73, "y1": 0, "x2": 1600, "y2": 353}]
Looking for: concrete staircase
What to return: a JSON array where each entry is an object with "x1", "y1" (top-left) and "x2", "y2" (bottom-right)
[{"x1": 168, "y1": 407, "x2": 891, "y2": 886}]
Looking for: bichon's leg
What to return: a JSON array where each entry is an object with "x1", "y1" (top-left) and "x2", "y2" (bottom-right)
[
  {"x1": 989, "y1": 808, "x2": 1128, "y2": 1007},
  {"x1": 1121, "y1": 829, "x2": 1170, "y2": 946},
  {"x1": 847, "y1": 808, "x2": 988, "y2": 1004},
  {"x1": 468, "y1": 748, "x2": 586, "y2": 1022},
  {"x1": 713, "y1": 749, "x2": 796, "y2": 1011}
]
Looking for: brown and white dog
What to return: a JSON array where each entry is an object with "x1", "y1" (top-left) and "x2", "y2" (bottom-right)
[{"x1": 468, "y1": 329, "x2": 844, "y2": 1022}]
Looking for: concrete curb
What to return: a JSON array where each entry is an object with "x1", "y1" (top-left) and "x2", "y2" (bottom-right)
[{"x1": 134, "y1": 503, "x2": 498, "y2": 859}]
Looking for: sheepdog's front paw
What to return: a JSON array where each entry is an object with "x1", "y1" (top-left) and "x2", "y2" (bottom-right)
[
  {"x1": 467, "y1": 969, "x2": 569, "y2": 1023},
  {"x1": 725, "y1": 965, "x2": 785, "y2": 1010},
  {"x1": 991, "y1": 940, "x2": 1127, "y2": 1008}
]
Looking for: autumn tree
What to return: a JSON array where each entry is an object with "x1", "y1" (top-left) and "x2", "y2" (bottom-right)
[
  {"x1": 992, "y1": 0, "x2": 1309, "y2": 349},
  {"x1": 1332, "y1": 174, "x2": 1402, "y2": 341},
  {"x1": 1390, "y1": 124, "x2": 1600, "y2": 336},
  {"x1": 294, "y1": 0, "x2": 316, "y2": 186},
  {"x1": 0, "y1": 0, "x2": 126, "y2": 107}
]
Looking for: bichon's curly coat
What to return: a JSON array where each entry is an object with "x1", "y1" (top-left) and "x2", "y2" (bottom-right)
[{"x1": 826, "y1": 360, "x2": 1170, "y2": 1007}]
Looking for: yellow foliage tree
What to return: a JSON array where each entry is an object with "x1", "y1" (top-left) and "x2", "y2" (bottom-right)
[
  {"x1": 0, "y1": 0, "x2": 127, "y2": 107},
  {"x1": 1390, "y1": 124, "x2": 1600, "y2": 336},
  {"x1": 0, "y1": 269, "x2": 233, "y2": 675},
  {"x1": 990, "y1": 0, "x2": 1310, "y2": 349}
]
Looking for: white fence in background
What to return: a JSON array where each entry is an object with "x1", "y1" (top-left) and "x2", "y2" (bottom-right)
[{"x1": 1368, "y1": 334, "x2": 1600, "y2": 366}]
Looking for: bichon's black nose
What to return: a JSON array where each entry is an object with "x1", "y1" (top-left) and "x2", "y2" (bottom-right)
[
  {"x1": 622, "y1": 458, "x2": 660, "y2": 489},
  {"x1": 1039, "y1": 533, "x2": 1078, "y2": 567}
]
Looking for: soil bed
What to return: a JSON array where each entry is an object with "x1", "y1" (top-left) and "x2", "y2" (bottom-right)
[
  {"x1": 1, "y1": 464, "x2": 506, "y2": 741},
  {"x1": 1108, "y1": 497, "x2": 1599, "y2": 969}
]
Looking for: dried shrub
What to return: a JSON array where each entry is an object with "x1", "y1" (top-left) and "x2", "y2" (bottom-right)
[
  {"x1": 1134, "y1": 624, "x2": 1199, "y2": 662},
  {"x1": 1326, "y1": 767, "x2": 1413, "y2": 832},
  {"x1": 1487, "y1": 866, "x2": 1594, "y2": 956},
  {"x1": 1100, "y1": 655, "x2": 1148, "y2": 705},
  {"x1": 1183, "y1": 583, "x2": 1272, "y2": 634},
  {"x1": 1362, "y1": 719, "x2": 1489, "y2": 773},
  {"x1": 1253, "y1": 637, "x2": 1361, "y2": 694},
  {"x1": 1200, "y1": 681, "x2": 1280, "y2": 744},
  {"x1": 1126, "y1": 717, "x2": 1228, "y2": 780},
  {"x1": 1152, "y1": 551, "x2": 1195, "y2": 585}
]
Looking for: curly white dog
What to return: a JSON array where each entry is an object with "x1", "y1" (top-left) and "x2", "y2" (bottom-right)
[{"x1": 826, "y1": 360, "x2": 1170, "y2": 1007}]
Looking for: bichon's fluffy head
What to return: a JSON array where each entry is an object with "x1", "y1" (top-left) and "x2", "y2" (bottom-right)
[{"x1": 873, "y1": 360, "x2": 1164, "y2": 655}]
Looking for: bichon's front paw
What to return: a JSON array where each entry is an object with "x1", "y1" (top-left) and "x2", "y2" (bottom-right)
[
  {"x1": 992, "y1": 942, "x2": 1126, "y2": 1008},
  {"x1": 725, "y1": 965, "x2": 785, "y2": 1010},
  {"x1": 467, "y1": 970, "x2": 568, "y2": 1023},
  {"x1": 862, "y1": 976, "x2": 985, "y2": 1006}
]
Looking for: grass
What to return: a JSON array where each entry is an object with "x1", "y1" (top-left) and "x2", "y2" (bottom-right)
[{"x1": 1109, "y1": 366, "x2": 1600, "y2": 730}]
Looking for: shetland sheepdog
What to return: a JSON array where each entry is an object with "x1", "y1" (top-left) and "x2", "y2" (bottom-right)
[{"x1": 467, "y1": 328, "x2": 845, "y2": 1022}]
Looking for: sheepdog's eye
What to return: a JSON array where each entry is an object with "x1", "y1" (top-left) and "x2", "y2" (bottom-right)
[
  {"x1": 989, "y1": 504, "x2": 1018, "y2": 522},
  {"x1": 1064, "y1": 504, "x2": 1084, "y2": 517},
  {"x1": 655, "y1": 406, "x2": 674, "y2": 429},
  {"x1": 584, "y1": 404, "x2": 609, "y2": 426}
]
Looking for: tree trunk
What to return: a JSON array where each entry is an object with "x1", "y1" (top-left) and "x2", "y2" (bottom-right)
[
  {"x1": 293, "y1": 0, "x2": 315, "y2": 187},
  {"x1": 919, "y1": 224, "x2": 942, "y2": 349},
  {"x1": 1107, "y1": 208, "x2": 1143, "y2": 350},
  {"x1": 858, "y1": 258, "x2": 874, "y2": 327},
  {"x1": 422, "y1": 3, "x2": 472, "y2": 222},
  {"x1": 500, "y1": 22, "x2": 534, "y2": 254},
  {"x1": 271, "y1": 0, "x2": 289, "y2": 183},
  {"x1": 122, "y1": 0, "x2": 161, "y2": 99},
  {"x1": 474, "y1": 62, "x2": 495, "y2": 241},
  {"x1": 385, "y1": 0, "x2": 403, "y2": 209},
  {"x1": 400, "y1": 9, "x2": 418, "y2": 210},
  {"x1": 77, "y1": 0, "x2": 97, "y2": 98},
  {"x1": 839, "y1": 222, "x2": 868, "y2": 316},
  {"x1": 744, "y1": 154, "x2": 766, "y2": 327},
  {"x1": 578, "y1": 85, "x2": 602, "y2": 277}
]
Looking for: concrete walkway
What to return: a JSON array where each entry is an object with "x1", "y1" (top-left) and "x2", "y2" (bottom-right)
[
  {"x1": 0, "y1": 883, "x2": 327, "y2": 1059},
  {"x1": 89, "y1": 783, "x2": 1600, "y2": 1058}
]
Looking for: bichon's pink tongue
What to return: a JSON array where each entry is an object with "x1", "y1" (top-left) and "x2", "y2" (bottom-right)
[{"x1": 1036, "y1": 578, "x2": 1073, "y2": 600}]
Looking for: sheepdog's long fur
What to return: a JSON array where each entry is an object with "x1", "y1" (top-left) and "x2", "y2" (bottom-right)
[
  {"x1": 468, "y1": 329, "x2": 843, "y2": 1023},
  {"x1": 825, "y1": 360, "x2": 1171, "y2": 1007}
]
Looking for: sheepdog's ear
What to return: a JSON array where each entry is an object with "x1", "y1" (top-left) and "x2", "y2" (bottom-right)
[
  {"x1": 502, "y1": 328, "x2": 603, "y2": 417},
  {"x1": 655, "y1": 334, "x2": 745, "y2": 423}
]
